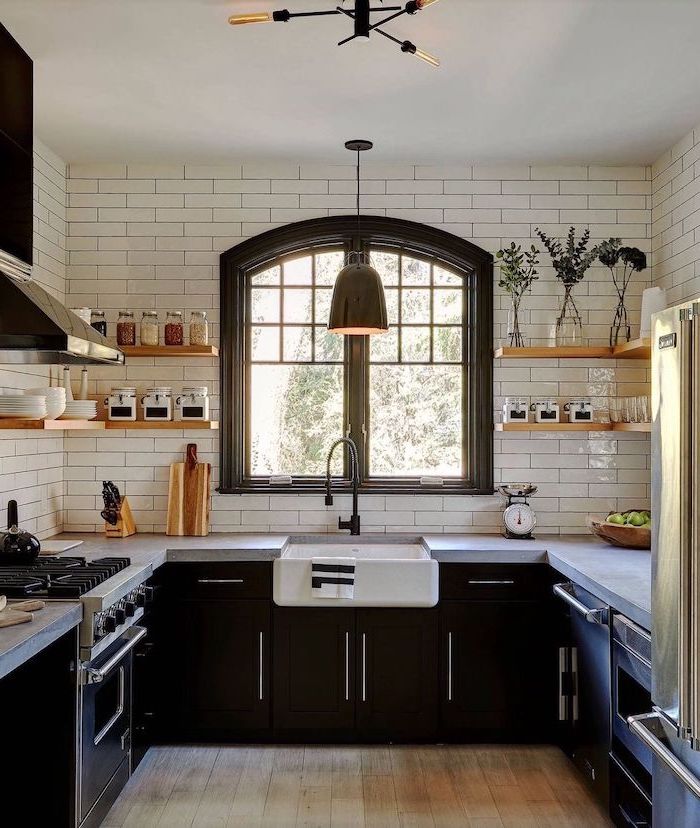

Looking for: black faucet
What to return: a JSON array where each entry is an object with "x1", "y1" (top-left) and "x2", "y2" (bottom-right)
[{"x1": 325, "y1": 437, "x2": 360, "y2": 535}]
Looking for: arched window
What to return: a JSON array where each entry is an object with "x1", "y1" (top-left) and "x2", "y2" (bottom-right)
[{"x1": 220, "y1": 216, "x2": 493, "y2": 494}]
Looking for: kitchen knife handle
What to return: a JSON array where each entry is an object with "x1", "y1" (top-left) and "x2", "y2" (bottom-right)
[{"x1": 186, "y1": 443, "x2": 198, "y2": 469}]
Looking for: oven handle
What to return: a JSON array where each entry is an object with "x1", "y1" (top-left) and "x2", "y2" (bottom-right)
[
  {"x1": 83, "y1": 626, "x2": 147, "y2": 685},
  {"x1": 553, "y1": 583, "x2": 608, "y2": 625},
  {"x1": 93, "y1": 666, "x2": 125, "y2": 746},
  {"x1": 627, "y1": 712, "x2": 700, "y2": 799}
]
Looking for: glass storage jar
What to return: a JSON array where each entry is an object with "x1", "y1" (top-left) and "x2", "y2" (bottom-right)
[
  {"x1": 140, "y1": 311, "x2": 159, "y2": 346},
  {"x1": 116, "y1": 311, "x2": 136, "y2": 346},
  {"x1": 90, "y1": 309, "x2": 107, "y2": 337},
  {"x1": 189, "y1": 310, "x2": 209, "y2": 346},
  {"x1": 164, "y1": 311, "x2": 184, "y2": 346}
]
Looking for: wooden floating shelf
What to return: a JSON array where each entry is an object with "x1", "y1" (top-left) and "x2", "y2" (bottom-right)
[
  {"x1": 0, "y1": 420, "x2": 218, "y2": 431},
  {"x1": 120, "y1": 345, "x2": 218, "y2": 357},
  {"x1": 495, "y1": 422, "x2": 651, "y2": 433},
  {"x1": 494, "y1": 339, "x2": 651, "y2": 361},
  {"x1": 103, "y1": 420, "x2": 219, "y2": 430}
]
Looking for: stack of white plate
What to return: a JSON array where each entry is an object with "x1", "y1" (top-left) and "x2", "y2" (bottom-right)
[
  {"x1": 0, "y1": 394, "x2": 48, "y2": 420},
  {"x1": 25, "y1": 387, "x2": 67, "y2": 420},
  {"x1": 60, "y1": 400, "x2": 98, "y2": 420}
]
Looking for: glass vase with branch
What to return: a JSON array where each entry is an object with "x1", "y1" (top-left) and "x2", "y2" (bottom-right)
[
  {"x1": 597, "y1": 238, "x2": 648, "y2": 345},
  {"x1": 496, "y1": 242, "x2": 540, "y2": 347},
  {"x1": 535, "y1": 226, "x2": 599, "y2": 347}
]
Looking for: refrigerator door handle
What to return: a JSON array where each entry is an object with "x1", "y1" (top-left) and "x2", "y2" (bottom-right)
[
  {"x1": 627, "y1": 712, "x2": 700, "y2": 799},
  {"x1": 679, "y1": 312, "x2": 694, "y2": 738},
  {"x1": 692, "y1": 305, "x2": 700, "y2": 746}
]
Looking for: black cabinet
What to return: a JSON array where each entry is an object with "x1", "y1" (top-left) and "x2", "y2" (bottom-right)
[
  {"x1": 273, "y1": 607, "x2": 355, "y2": 738},
  {"x1": 438, "y1": 563, "x2": 558, "y2": 742},
  {"x1": 356, "y1": 608, "x2": 438, "y2": 741},
  {"x1": 0, "y1": 22, "x2": 33, "y2": 266},
  {"x1": 161, "y1": 562, "x2": 272, "y2": 741}
]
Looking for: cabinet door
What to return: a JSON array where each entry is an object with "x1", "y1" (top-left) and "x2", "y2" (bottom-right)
[
  {"x1": 440, "y1": 600, "x2": 556, "y2": 741},
  {"x1": 356, "y1": 609, "x2": 438, "y2": 741},
  {"x1": 273, "y1": 607, "x2": 355, "y2": 737},
  {"x1": 177, "y1": 599, "x2": 270, "y2": 738}
]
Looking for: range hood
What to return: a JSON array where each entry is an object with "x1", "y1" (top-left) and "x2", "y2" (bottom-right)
[{"x1": 0, "y1": 272, "x2": 124, "y2": 365}]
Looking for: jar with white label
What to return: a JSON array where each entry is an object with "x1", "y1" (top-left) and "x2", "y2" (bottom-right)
[
  {"x1": 106, "y1": 388, "x2": 137, "y2": 421},
  {"x1": 176, "y1": 386, "x2": 209, "y2": 421},
  {"x1": 141, "y1": 387, "x2": 173, "y2": 421},
  {"x1": 503, "y1": 397, "x2": 529, "y2": 424},
  {"x1": 564, "y1": 399, "x2": 593, "y2": 423}
]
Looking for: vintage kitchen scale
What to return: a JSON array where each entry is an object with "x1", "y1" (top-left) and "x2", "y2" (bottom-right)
[{"x1": 498, "y1": 484, "x2": 538, "y2": 539}]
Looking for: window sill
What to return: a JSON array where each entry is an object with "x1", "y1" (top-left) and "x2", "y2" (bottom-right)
[{"x1": 217, "y1": 485, "x2": 496, "y2": 497}]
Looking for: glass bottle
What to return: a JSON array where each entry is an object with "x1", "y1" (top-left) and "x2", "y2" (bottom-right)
[
  {"x1": 164, "y1": 311, "x2": 184, "y2": 346},
  {"x1": 116, "y1": 310, "x2": 136, "y2": 346},
  {"x1": 140, "y1": 311, "x2": 159, "y2": 347},
  {"x1": 189, "y1": 310, "x2": 209, "y2": 346}
]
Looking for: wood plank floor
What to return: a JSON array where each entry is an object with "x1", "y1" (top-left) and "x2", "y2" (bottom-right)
[{"x1": 102, "y1": 745, "x2": 613, "y2": 827}]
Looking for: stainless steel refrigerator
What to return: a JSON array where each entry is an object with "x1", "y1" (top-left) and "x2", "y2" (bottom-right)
[{"x1": 627, "y1": 300, "x2": 700, "y2": 825}]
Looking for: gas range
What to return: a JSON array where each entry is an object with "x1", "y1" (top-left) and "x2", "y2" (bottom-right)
[{"x1": 0, "y1": 555, "x2": 155, "y2": 660}]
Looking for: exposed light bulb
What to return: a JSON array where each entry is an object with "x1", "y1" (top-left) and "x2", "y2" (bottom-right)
[
  {"x1": 401, "y1": 40, "x2": 440, "y2": 67},
  {"x1": 228, "y1": 12, "x2": 272, "y2": 25},
  {"x1": 416, "y1": 0, "x2": 440, "y2": 7}
]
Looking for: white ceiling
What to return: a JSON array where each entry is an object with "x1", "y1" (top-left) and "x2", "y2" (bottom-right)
[{"x1": 1, "y1": 0, "x2": 699, "y2": 164}]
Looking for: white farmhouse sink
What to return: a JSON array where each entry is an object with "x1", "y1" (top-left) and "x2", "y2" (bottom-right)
[{"x1": 273, "y1": 536, "x2": 439, "y2": 607}]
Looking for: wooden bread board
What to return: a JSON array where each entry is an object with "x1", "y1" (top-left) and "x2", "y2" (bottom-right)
[{"x1": 166, "y1": 443, "x2": 211, "y2": 536}]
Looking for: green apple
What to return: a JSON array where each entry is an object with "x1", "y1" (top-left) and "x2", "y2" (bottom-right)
[
  {"x1": 627, "y1": 512, "x2": 645, "y2": 527},
  {"x1": 607, "y1": 513, "x2": 625, "y2": 525}
]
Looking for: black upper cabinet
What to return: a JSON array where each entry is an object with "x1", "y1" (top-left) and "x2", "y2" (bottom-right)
[
  {"x1": 0, "y1": 23, "x2": 32, "y2": 152},
  {"x1": 273, "y1": 607, "x2": 355, "y2": 737},
  {"x1": 356, "y1": 608, "x2": 439, "y2": 741},
  {"x1": 0, "y1": 22, "x2": 33, "y2": 266}
]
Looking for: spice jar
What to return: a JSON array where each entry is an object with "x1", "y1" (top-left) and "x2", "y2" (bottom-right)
[
  {"x1": 116, "y1": 311, "x2": 136, "y2": 346},
  {"x1": 189, "y1": 310, "x2": 209, "y2": 346},
  {"x1": 176, "y1": 386, "x2": 209, "y2": 421},
  {"x1": 140, "y1": 311, "x2": 159, "y2": 347},
  {"x1": 90, "y1": 309, "x2": 107, "y2": 337},
  {"x1": 164, "y1": 311, "x2": 184, "y2": 346}
]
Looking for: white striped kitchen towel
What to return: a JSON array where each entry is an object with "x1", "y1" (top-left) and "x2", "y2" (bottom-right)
[{"x1": 311, "y1": 557, "x2": 356, "y2": 599}]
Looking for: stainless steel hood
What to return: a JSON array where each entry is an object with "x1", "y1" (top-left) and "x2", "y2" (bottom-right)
[{"x1": 0, "y1": 272, "x2": 124, "y2": 365}]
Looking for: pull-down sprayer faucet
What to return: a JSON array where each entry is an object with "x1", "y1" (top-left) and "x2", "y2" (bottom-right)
[{"x1": 325, "y1": 437, "x2": 360, "y2": 535}]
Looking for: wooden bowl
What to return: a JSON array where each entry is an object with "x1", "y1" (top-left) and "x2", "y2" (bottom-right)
[{"x1": 588, "y1": 517, "x2": 651, "y2": 550}]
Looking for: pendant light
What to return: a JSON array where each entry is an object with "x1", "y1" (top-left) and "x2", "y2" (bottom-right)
[{"x1": 328, "y1": 140, "x2": 389, "y2": 336}]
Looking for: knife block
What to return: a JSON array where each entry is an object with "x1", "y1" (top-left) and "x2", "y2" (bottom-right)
[{"x1": 105, "y1": 496, "x2": 137, "y2": 538}]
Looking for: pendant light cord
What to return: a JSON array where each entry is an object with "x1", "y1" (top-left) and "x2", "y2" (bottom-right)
[{"x1": 356, "y1": 148, "x2": 361, "y2": 238}]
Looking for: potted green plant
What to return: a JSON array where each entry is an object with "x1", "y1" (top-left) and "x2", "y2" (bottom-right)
[
  {"x1": 535, "y1": 226, "x2": 599, "y2": 346},
  {"x1": 496, "y1": 242, "x2": 540, "y2": 347},
  {"x1": 597, "y1": 238, "x2": 648, "y2": 345}
]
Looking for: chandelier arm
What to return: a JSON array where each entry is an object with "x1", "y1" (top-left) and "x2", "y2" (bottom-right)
[
  {"x1": 366, "y1": 8, "x2": 409, "y2": 32},
  {"x1": 372, "y1": 26, "x2": 404, "y2": 47}
]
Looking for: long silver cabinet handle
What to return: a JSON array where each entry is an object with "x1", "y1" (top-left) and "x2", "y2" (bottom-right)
[
  {"x1": 553, "y1": 583, "x2": 608, "y2": 625},
  {"x1": 628, "y1": 712, "x2": 700, "y2": 799},
  {"x1": 197, "y1": 578, "x2": 244, "y2": 584},
  {"x1": 361, "y1": 633, "x2": 367, "y2": 702},
  {"x1": 83, "y1": 626, "x2": 147, "y2": 684},
  {"x1": 447, "y1": 632, "x2": 453, "y2": 702},
  {"x1": 680, "y1": 311, "x2": 694, "y2": 737},
  {"x1": 259, "y1": 631, "x2": 264, "y2": 700},
  {"x1": 468, "y1": 579, "x2": 514, "y2": 585}
]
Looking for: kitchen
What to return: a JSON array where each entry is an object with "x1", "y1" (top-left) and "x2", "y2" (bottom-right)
[{"x1": 0, "y1": 1, "x2": 697, "y2": 826}]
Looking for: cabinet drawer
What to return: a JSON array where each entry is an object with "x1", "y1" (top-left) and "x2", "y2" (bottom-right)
[
  {"x1": 165, "y1": 562, "x2": 272, "y2": 599},
  {"x1": 439, "y1": 563, "x2": 553, "y2": 601}
]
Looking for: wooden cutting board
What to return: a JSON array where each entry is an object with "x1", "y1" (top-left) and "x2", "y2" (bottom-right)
[{"x1": 166, "y1": 443, "x2": 211, "y2": 536}]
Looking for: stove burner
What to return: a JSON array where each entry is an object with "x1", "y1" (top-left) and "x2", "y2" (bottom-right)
[{"x1": 0, "y1": 556, "x2": 131, "y2": 598}]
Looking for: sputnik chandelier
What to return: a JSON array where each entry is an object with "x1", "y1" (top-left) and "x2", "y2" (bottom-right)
[{"x1": 229, "y1": 0, "x2": 442, "y2": 67}]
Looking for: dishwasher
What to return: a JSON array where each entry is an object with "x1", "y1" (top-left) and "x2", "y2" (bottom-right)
[{"x1": 554, "y1": 581, "x2": 611, "y2": 807}]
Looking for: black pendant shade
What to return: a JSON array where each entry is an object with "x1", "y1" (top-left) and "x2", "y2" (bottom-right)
[
  {"x1": 328, "y1": 259, "x2": 389, "y2": 335},
  {"x1": 328, "y1": 138, "x2": 389, "y2": 336}
]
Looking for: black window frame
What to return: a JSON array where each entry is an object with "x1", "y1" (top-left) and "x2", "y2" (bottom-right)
[{"x1": 219, "y1": 215, "x2": 493, "y2": 495}]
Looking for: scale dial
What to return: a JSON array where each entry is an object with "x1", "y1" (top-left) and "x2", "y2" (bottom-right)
[{"x1": 503, "y1": 502, "x2": 536, "y2": 537}]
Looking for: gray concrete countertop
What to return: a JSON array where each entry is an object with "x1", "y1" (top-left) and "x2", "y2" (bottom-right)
[
  {"x1": 0, "y1": 531, "x2": 651, "y2": 680},
  {"x1": 0, "y1": 601, "x2": 82, "y2": 681}
]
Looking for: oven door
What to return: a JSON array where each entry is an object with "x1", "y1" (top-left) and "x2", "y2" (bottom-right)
[{"x1": 79, "y1": 626, "x2": 145, "y2": 825}]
